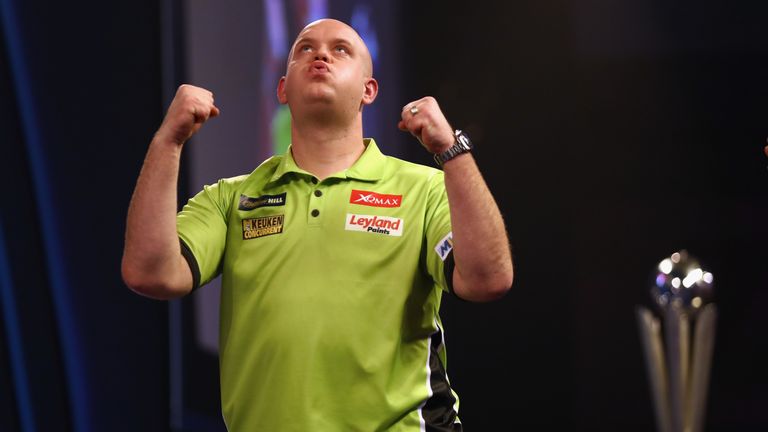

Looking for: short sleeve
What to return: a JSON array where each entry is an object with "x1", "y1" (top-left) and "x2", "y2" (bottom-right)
[
  {"x1": 423, "y1": 170, "x2": 454, "y2": 292},
  {"x1": 177, "y1": 180, "x2": 233, "y2": 289}
]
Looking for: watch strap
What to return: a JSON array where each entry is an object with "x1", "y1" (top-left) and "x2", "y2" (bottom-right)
[{"x1": 433, "y1": 129, "x2": 472, "y2": 167}]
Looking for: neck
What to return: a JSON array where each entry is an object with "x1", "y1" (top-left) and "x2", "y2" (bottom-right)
[{"x1": 289, "y1": 114, "x2": 366, "y2": 180}]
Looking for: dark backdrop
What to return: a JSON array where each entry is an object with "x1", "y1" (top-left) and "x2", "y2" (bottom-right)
[
  {"x1": 1, "y1": 1, "x2": 167, "y2": 431},
  {"x1": 402, "y1": 1, "x2": 768, "y2": 430},
  {"x1": 1, "y1": 0, "x2": 767, "y2": 431}
]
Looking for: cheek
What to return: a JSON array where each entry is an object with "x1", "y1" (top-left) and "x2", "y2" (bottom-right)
[
  {"x1": 340, "y1": 70, "x2": 366, "y2": 91},
  {"x1": 283, "y1": 75, "x2": 301, "y2": 95}
]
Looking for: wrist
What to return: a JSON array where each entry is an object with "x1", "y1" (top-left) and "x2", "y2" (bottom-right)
[
  {"x1": 430, "y1": 132, "x2": 456, "y2": 154},
  {"x1": 431, "y1": 143, "x2": 453, "y2": 154},
  {"x1": 433, "y1": 129, "x2": 473, "y2": 167},
  {"x1": 149, "y1": 135, "x2": 186, "y2": 159},
  {"x1": 152, "y1": 130, "x2": 186, "y2": 149}
]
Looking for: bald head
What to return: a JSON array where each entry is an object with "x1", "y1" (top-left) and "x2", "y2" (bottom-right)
[
  {"x1": 287, "y1": 19, "x2": 373, "y2": 77},
  {"x1": 277, "y1": 18, "x2": 379, "y2": 117}
]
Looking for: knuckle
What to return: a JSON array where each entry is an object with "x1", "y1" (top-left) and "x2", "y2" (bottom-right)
[
  {"x1": 179, "y1": 84, "x2": 196, "y2": 95},
  {"x1": 181, "y1": 96, "x2": 195, "y2": 108}
]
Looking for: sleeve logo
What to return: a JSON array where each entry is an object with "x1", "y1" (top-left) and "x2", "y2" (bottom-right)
[
  {"x1": 434, "y1": 232, "x2": 453, "y2": 261},
  {"x1": 239, "y1": 193, "x2": 286, "y2": 210},
  {"x1": 345, "y1": 214, "x2": 403, "y2": 236},
  {"x1": 349, "y1": 190, "x2": 402, "y2": 208},
  {"x1": 242, "y1": 215, "x2": 284, "y2": 239}
]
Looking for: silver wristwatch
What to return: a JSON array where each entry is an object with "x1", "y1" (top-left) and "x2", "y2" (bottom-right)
[{"x1": 433, "y1": 129, "x2": 473, "y2": 167}]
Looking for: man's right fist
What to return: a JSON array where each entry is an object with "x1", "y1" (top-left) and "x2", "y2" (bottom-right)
[{"x1": 155, "y1": 84, "x2": 220, "y2": 145}]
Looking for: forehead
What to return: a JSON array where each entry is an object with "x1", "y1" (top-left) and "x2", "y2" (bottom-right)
[{"x1": 294, "y1": 20, "x2": 362, "y2": 46}]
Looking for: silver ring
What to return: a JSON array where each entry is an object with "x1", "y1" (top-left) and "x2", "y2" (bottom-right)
[{"x1": 409, "y1": 106, "x2": 419, "y2": 115}]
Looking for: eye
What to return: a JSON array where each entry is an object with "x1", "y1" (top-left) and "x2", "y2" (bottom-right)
[
  {"x1": 300, "y1": 45, "x2": 312, "y2": 53},
  {"x1": 335, "y1": 46, "x2": 349, "y2": 54}
]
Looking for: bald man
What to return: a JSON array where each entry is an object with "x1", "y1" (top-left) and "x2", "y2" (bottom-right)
[{"x1": 123, "y1": 19, "x2": 513, "y2": 431}]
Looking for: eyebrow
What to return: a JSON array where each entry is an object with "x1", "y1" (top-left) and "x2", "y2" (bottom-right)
[{"x1": 294, "y1": 37, "x2": 355, "y2": 49}]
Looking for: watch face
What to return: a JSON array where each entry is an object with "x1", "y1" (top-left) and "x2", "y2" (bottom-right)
[{"x1": 456, "y1": 131, "x2": 472, "y2": 150}]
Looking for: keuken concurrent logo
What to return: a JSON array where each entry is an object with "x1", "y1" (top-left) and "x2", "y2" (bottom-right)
[{"x1": 242, "y1": 215, "x2": 284, "y2": 239}]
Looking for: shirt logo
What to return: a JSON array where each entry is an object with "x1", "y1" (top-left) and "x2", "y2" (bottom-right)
[
  {"x1": 349, "y1": 190, "x2": 402, "y2": 208},
  {"x1": 239, "y1": 193, "x2": 286, "y2": 211},
  {"x1": 345, "y1": 213, "x2": 403, "y2": 236},
  {"x1": 434, "y1": 232, "x2": 453, "y2": 261},
  {"x1": 242, "y1": 215, "x2": 284, "y2": 239}
]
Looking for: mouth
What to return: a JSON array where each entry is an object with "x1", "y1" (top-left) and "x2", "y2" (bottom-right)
[{"x1": 309, "y1": 60, "x2": 330, "y2": 75}]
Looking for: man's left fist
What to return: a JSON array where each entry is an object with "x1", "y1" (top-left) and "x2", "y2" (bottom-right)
[{"x1": 398, "y1": 97, "x2": 455, "y2": 154}]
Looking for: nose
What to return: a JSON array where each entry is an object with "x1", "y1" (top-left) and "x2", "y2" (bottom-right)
[{"x1": 314, "y1": 46, "x2": 329, "y2": 62}]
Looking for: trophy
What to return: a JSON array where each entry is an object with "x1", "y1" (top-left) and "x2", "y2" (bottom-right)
[{"x1": 636, "y1": 250, "x2": 716, "y2": 432}]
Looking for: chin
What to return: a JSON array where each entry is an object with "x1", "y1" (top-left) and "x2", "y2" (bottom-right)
[{"x1": 303, "y1": 91, "x2": 335, "y2": 106}]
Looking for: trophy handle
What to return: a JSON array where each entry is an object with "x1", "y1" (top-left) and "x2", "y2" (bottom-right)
[
  {"x1": 687, "y1": 304, "x2": 717, "y2": 432},
  {"x1": 636, "y1": 306, "x2": 673, "y2": 432},
  {"x1": 665, "y1": 306, "x2": 690, "y2": 432}
]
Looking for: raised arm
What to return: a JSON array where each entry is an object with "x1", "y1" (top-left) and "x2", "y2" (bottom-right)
[
  {"x1": 121, "y1": 84, "x2": 220, "y2": 300},
  {"x1": 399, "y1": 97, "x2": 514, "y2": 302}
]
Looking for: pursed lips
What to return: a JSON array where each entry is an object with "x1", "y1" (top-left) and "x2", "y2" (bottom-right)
[{"x1": 309, "y1": 60, "x2": 330, "y2": 76}]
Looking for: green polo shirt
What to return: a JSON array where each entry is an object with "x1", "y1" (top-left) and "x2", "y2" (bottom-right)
[{"x1": 177, "y1": 139, "x2": 461, "y2": 431}]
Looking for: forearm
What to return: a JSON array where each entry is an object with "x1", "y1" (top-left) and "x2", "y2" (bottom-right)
[
  {"x1": 443, "y1": 153, "x2": 513, "y2": 301},
  {"x1": 397, "y1": 96, "x2": 513, "y2": 300},
  {"x1": 122, "y1": 137, "x2": 192, "y2": 299}
]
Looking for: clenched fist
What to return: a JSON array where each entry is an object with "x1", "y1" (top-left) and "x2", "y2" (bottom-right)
[
  {"x1": 398, "y1": 97, "x2": 454, "y2": 154},
  {"x1": 155, "y1": 84, "x2": 220, "y2": 146}
]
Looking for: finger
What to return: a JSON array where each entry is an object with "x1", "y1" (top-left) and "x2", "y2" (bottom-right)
[
  {"x1": 406, "y1": 105, "x2": 421, "y2": 117},
  {"x1": 210, "y1": 105, "x2": 221, "y2": 118},
  {"x1": 190, "y1": 105, "x2": 201, "y2": 123},
  {"x1": 192, "y1": 103, "x2": 211, "y2": 123},
  {"x1": 411, "y1": 124, "x2": 423, "y2": 139},
  {"x1": 406, "y1": 119, "x2": 424, "y2": 140},
  {"x1": 399, "y1": 108, "x2": 415, "y2": 129},
  {"x1": 400, "y1": 106, "x2": 413, "y2": 122},
  {"x1": 399, "y1": 113, "x2": 419, "y2": 133},
  {"x1": 402, "y1": 100, "x2": 425, "y2": 116},
  {"x1": 398, "y1": 115, "x2": 423, "y2": 137}
]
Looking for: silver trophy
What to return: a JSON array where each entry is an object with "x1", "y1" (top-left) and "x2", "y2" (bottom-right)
[{"x1": 636, "y1": 250, "x2": 716, "y2": 432}]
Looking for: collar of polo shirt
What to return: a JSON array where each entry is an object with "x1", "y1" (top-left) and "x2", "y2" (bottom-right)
[{"x1": 268, "y1": 138, "x2": 386, "y2": 185}]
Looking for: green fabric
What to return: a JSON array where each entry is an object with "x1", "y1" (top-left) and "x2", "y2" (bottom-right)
[{"x1": 177, "y1": 139, "x2": 458, "y2": 431}]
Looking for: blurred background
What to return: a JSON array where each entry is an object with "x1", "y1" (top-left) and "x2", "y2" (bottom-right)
[{"x1": 1, "y1": 0, "x2": 767, "y2": 430}]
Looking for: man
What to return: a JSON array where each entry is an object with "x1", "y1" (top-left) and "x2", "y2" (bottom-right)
[{"x1": 122, "y1": 19, "x2": 513, "y2": 431}]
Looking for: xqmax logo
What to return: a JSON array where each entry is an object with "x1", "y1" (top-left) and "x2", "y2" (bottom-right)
[{"x1": 349, "y1": 190, "x2": 402, "y2": 208}]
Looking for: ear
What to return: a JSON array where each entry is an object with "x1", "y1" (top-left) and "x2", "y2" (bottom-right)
[
  {"x1": 277, "y1": 76, "x2": 288, "y2": 104},
  {"x1": 361, "y1": 77, "x2": 378, "y2": 106}
]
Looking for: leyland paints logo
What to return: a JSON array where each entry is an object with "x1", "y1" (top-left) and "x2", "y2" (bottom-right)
[
  {"x1": 349, "y1": 190, "x2": 402, "y2": 208},
  {"x1": 345, "y1": 214, "x2": 404, "y2": 236}
]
